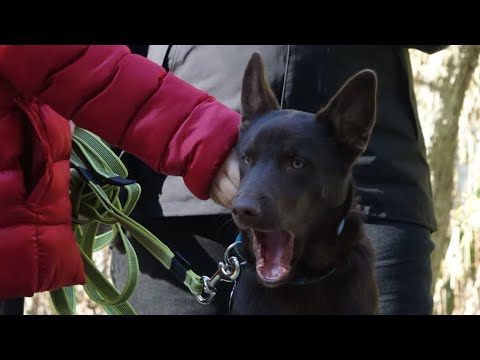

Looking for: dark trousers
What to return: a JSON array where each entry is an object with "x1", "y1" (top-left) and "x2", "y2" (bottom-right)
[
  {"x1": 111, "y1": 215, "x2": 435, "y2": 315},
  {"x1": 0, "y1": 298, "x2": 24, "y2": 315},
  {"x1": 111, "y1": 215, "x2": 237, "y2": 315}
]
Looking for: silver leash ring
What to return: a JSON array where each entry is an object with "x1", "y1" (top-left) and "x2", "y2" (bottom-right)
[{"x1": 220, "y1": 257, "x2": 240, "y2": 281}]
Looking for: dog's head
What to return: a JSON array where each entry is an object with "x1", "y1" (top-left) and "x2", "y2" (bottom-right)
[{"x1": 232, "y1": 52, "x2": 377, "y2": 287}]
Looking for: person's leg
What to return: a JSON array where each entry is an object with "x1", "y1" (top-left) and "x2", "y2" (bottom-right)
[
  {"x1": 111, "y1": 215, "x2": 238, "y2": 315},
  {"x1": 365, "y1": 220, "x2": 435, "y2": 315},
  {"x1": 0, "y1": 298, "x2": 24, "y2": 315}
]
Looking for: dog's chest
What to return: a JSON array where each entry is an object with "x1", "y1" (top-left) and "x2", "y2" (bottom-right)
[
  {"x1": 229, "y1": 268, "x2": 337, "y2": 315},
  {"x1": 229, "y1": 261, "x2": 378, "y2": 315}
]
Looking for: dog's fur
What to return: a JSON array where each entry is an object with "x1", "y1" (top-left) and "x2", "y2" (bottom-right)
[{"x1": 229, "y1": 53, "x2": 379, "y2": 315}]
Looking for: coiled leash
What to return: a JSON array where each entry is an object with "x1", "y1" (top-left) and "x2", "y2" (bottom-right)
[{"x1": 50, "y1": 128, "x2": 240, "y2": 315}]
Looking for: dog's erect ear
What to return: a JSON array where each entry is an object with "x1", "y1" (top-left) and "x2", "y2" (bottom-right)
[
  {"x1": 319, "y1": 69, "x2": 377, "y2": 163},
  {"x1": 241, "y1": 52, "x2": 280, "y2": 125}
]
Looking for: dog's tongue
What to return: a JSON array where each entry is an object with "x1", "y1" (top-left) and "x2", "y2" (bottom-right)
[{"x1": 253, "y1": 230, "x2": 293, "y2": 284}]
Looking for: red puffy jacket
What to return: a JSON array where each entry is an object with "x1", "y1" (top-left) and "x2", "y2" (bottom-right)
[{"x1": 0, "y1": 45, "x2": 240, "y2": 299}]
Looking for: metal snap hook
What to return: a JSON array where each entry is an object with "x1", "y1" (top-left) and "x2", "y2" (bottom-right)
[{"x1": 195, "y1": 276, "x2": 217, "y2": 305}]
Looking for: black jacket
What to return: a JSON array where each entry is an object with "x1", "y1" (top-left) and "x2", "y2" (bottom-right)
[{"x1": 126, "y1": 45, "x2": 447, "y2": 231}]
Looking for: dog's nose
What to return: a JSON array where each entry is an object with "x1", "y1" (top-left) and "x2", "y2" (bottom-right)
[{"x1": 232, "y1": 198, "x2": 261, "y2": 223}]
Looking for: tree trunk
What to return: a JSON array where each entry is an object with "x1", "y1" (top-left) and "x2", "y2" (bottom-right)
[{"x1": 429, "y1": 45, "x2": 480, "y2": 283}]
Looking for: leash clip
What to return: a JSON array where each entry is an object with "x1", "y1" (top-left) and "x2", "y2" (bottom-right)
[{"x1": 196, "y1": 247, "x2": 241, "y2": 305}]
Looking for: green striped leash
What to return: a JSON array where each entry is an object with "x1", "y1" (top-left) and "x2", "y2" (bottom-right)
[{"x1": 50, "y1": 127, "x2": 240, "y2": 315}]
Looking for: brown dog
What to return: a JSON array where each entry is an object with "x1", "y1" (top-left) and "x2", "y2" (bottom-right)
[{"x1": 229, "y1": 52, "x2": 379, "y2": 315}]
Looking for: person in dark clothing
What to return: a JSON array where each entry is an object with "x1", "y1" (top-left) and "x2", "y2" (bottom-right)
[{"x1": 111, "y1": 45, "x2": 448, "y2": 315}]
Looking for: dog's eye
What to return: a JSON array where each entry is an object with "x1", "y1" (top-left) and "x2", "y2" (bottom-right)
[
  {"x1": 291, "y1": 159, "x2": 305, "y2": 169},
  {"x1": 242, "y1": 155, "x2": 252, "y2": 165}
]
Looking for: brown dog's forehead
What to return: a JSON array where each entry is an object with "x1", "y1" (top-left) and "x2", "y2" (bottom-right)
[{"x1": 239, "y1": 110, "x2": 334, "y2": 151}]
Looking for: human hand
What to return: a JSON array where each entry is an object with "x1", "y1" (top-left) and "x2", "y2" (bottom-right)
[
  {"x1": 209, "y1": 150, "x2": 240, "y2": 209},
  {"x1": 69, "y1": 120, "x2": 75, "y2": 135}
]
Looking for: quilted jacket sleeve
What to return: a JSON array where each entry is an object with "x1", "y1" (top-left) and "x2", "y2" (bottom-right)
[{"x1": 0, "y1": 45, "x2": 240, "y2": 199}]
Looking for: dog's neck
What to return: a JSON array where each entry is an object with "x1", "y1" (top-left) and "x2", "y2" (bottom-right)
[{"x1": 295, "y1": 183, "x2": 363, "y2": 278}]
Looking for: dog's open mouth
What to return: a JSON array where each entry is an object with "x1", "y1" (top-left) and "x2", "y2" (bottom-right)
[{"x1": 252, "y1": 229, "x2": 294, "y2": 286}]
